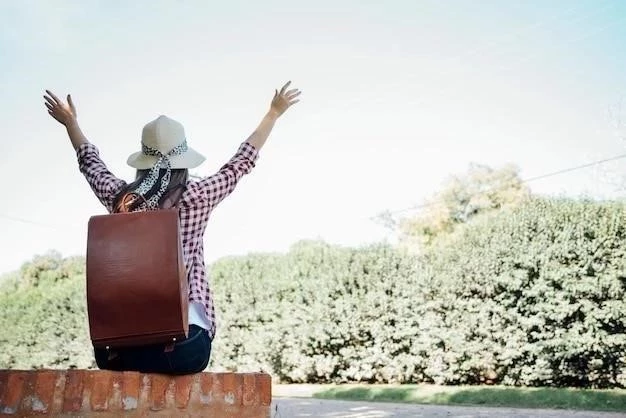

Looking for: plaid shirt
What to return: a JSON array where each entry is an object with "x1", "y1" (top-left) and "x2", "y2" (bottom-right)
[{"x1": 77, "y1": 141, "x2": 259, "y2": 339}]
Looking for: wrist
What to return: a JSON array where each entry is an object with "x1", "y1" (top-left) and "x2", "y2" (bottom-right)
[
  {"x1": 65, "y1": 117, "x2": 79, "y2": 129},
  {"x1": 266, "y1": 108, "x2": 280, "y2": 121}
]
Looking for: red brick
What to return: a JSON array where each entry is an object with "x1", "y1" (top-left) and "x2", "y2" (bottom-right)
[
  {"x1": 89, "y1": 370, "x2": 112, "y2": 411},
  {"x1": 194, "y1": 372, "x2": 223, "y2": 416},
  {"x1": 222, "y1": 373, "x2": 243, "y2": 406},
  {"x1": 50, "y1": 372, "x2": 65, "y2": 414},
  {"x1": 0, "y1": 371, "x2": 8, "y2": 415},
  {"x1": 30, "y1": 370, "x2": 57, "y2": 414},
  {"x1": 0, "y1": 371, "x2": 7, "y2": 398},
  {"x1": 242, "y1": 373, "x2": 259, "y2": 406},
  {"x1": 174, "y1": 374, "x2": 193, "y2": 409},
  {"x1": 257, "y1": 373, "x2": 272, "y2": 406},
  {"x1": 149, "y1": 374, "x2": 170, "y2": 411},
  {"x1": 0, "y1": 370, "x2": 9, "y2": 414},
  {"x1": 199, "y1": 372, "x2": 219, "y2": 403},
  {"x1": 17, "y1": 371, "x2": 39, "y2": 415},
  {"x1": 106, "y1": 372, "x2": 123, "y2": 413},
  {"x1": 2, "y1": 371, "x2": 27, "y2": 414},
  {"x1": 62, "y1": 370, "x2": 84, "y2": 412},
  {"x1": 121, "y1": 371, "x2": 141, "y2": 412}
]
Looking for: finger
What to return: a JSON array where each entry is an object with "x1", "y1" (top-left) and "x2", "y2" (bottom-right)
[
  {"x1": 44, "y1": 95, "x2": 57, "y2": 107},
  {"x1": 288, "y1": 99, "x2": 300, "y2": 106},
  {"x1": 274, "y1": 89, "x2": 278, "y2": 98},
  {"x1": 287, "y1": 91, "x2": 301, "y2": 99},
  {"x1": 279, "y1": 81, "x2": 291, "y2": 95},
  {"x1": 45, "y1": 90, "x2": 62, "y2": 105},
  {"x1": 68, "y1": 94, "x2": 76, "y2": 112},
  {"x1": 285, "y1": 89, "x2": 299, "y2": 96},
  {"x1": 45, "y1": 102, "x2": 54, "y2": 111},
  {"x1": 48, "y1": 110, "x2": 61, "y2": 121}
]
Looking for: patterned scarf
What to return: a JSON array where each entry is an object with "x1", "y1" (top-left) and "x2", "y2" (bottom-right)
[{"x1": 131, "y1": 141, "x2": 189, "y2": 211}]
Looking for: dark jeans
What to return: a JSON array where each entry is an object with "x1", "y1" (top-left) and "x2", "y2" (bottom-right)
[{"x1": 94, "y1": 325, "x2": 211, "y2": 375}]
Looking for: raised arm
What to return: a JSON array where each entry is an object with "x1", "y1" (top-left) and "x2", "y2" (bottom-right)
[
  {"x1": 246, "y1": 81, "x2": 301, "y2": 151},
  {"x1": 186, "y1": 81, "x2": 301, "y2": 209},
  {"x1": 44, "y1": 90, "x2": 87, "y2": 150},
  {"x1": 44, "y1": 90, "x2": 126, "y2": 212}
]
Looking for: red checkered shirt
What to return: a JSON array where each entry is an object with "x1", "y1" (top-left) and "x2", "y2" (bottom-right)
[{"x1": 76, "y1": 141, "x2": 259, "y2": 339}]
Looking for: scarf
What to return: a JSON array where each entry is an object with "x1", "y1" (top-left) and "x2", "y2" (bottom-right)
[{"x1": 131, "y1": 141, "x2": 189, "y2": 211}]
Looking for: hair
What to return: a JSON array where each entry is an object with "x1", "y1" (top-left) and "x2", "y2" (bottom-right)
[{"x1": 112, "y1": 168, "x2": 189, "y2": 213}]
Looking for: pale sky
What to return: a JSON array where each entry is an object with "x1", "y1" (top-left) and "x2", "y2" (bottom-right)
[{"x1": 1, "y1": 0, "x2": 626, "y2": 275}]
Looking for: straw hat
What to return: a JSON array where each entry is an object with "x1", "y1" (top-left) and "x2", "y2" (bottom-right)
[{"x1": 127, "y1": 115, "x2": 205, "y2": 169}]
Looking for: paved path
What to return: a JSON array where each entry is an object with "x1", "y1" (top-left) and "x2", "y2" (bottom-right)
[{"x1": 271, "y1": 397, "x2": 626, "y2": 418}]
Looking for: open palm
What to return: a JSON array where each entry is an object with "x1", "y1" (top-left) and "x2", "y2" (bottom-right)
[
  {"x1": 270, "y1": 81, "x2": 301, "y2": 118},
  {"x1": 44, "y1": 90, "x2": 77, "y2": 126}
]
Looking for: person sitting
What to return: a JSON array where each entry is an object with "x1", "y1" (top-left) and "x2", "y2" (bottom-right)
[{"x1": 43, "y1": 82, "x2": 301, "y2": 374}]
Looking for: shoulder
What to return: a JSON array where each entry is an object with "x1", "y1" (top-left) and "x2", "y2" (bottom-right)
[{"x1": 179, "y1": 179, "x2": 209, "y2": 208}]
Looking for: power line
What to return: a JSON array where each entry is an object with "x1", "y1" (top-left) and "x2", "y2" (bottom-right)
[
  {"x1": 382, "y1": 152, "x2": 626, "y2": 217},
  {"x1": 523, "y1": 153, "x2": 626, "y2": 183},
  {"x1": 0, "y1": 214, "x2": 59, "y2": 229},
  {"x1": 4, "y1": 152, "x2": 624, "y2": 229},
  {"x1": 0, "y1": 213, "x2": 80, "y2": 230}
]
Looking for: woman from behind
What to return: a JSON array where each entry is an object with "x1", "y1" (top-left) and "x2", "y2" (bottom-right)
[{"x1": 43, "y1": 82, "x2": 301, "y2": 374}]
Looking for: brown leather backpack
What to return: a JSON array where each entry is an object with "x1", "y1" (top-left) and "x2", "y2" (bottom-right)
[{"x1": 86, "y1": 191, "x2": 189, "y2": 349}]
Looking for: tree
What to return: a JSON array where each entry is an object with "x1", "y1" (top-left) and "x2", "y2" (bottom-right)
[{"x1": 389, "y1": 163, "x2": 531, "y2": 247}]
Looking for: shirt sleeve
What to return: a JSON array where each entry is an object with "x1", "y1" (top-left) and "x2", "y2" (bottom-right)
[
  {"x1": 184, "y1": 142, "x2": 259, "y2": 209},
  {"x1": 76, "y1": 142, "x2": 127, "y2": 213}
]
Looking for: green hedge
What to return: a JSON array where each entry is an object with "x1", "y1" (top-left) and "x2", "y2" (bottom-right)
[
  {"x1": 0, "y1": 252, "x2": 94, "y2": 370},
  {"x1": 417, "y1": 198, "x2": 626, "y2": 388},
  {"x1": 210, "y1": 240, "x2": 422, "y2": 383},
  {"x1": 210, "y1": 198, "x2": 626, "y2": 388},
  {"x1": 1, "y1": 198, "x2": 625, "y2": 388}
]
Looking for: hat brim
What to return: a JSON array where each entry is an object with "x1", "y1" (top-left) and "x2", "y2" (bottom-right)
[{"x1": 127, "y1": 147, "x2": 206, "y2": 170}]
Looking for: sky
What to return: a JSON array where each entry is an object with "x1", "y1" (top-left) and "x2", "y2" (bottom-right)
[{"x1": 1, "y1": 0, "x2": 626, "y2": 275}]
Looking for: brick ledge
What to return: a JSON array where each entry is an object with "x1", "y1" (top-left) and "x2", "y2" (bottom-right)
[{"x1": 0, "y1": 369, "x2": 271, "y2": 417}]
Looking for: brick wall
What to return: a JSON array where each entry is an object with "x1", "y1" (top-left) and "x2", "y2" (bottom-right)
[{"x1": 0, "y1": 370, "x2": 271, "y2": 417}]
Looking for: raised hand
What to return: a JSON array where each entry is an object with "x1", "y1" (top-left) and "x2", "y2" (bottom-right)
[
  {"x1": 44, "y1": 90, "x2": 77, "y2": 126},
  {"x1": 269, "y1": 81, "x2": 301, "y2": 118}
]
